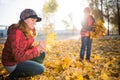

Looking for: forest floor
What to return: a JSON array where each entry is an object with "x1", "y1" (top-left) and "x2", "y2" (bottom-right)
[{"x1": 0, "y1": 35, "x2": 120, "y2": 80}]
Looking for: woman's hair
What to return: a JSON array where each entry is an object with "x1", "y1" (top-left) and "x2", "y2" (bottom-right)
[{"x1": 17, "y1": 20, "x2": 37, "y2": 38}]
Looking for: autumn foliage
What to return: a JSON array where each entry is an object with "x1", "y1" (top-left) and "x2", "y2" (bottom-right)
[
  {"x1": 90, "y1": 20, "x2": 106, "y2": 39},
  {"x1": 0, "y1": 34, "x2": 120, "y2": 80}
]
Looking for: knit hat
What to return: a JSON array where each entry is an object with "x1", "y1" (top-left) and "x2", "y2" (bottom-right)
[{"x1": 20, "y1": 9, "x2": 42, "y2": 22}]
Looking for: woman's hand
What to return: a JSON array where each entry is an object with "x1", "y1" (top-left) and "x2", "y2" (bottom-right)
[
  {"x1": 40, "y1": 41, "x2": 46, "y2": 51},
  {"x1": 36, "y1": 41, "x2": 46, "y2": 53}
]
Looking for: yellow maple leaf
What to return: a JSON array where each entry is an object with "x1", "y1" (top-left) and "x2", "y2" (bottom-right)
[
  {"x1": 100, "y1": 73, "x2": 109, "y2": 80},
  {"x1": 77, "y1": 75, "x2": 84, "y2": 80},
  {"x1": 62, "y1": 57, "x2": 72, "y2": 69},
  {"x1": 94, "y1": 55, "x2": 101, "y2": 60},
  {"x1": 31, "y1": 77, "x2": 35, "y2": 80}
]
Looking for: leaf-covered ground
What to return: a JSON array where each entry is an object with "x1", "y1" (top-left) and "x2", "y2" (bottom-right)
[{"x1": 0, "y1": 37, "x2": 120, "y2": 80}]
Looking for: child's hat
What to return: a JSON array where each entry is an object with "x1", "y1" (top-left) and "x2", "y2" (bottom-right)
[{"x1": 20, "y1": 9, "x2": 42, "y2": 22}]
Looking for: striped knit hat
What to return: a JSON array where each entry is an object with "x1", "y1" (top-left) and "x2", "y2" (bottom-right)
[{"x1": 20, "y1": 9, "x2": 41, "y2": 22}]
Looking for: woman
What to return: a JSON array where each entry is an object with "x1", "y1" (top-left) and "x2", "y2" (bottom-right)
[
  {"x1": 2, "y1": 9, "x2": 46, "y2": 80},
  {"x1": 79, "y1": 7, "x2": 95, "y2": 62}
]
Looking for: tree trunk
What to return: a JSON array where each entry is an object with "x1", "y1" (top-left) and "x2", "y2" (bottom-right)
[
  {"x1": 117, "y1": 0, "x2": 120, "y2": 35},
  {"x1": 100, "y1": 0, "x2": 103, "y2": 21},
  {"x1": 106, "y1": 0, "x2": 110, "y2": 35}
]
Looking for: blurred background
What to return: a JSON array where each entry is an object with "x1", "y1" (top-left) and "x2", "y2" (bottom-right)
[{"x1": 0, "y1": 0, "x2": 120, "y2": 41}]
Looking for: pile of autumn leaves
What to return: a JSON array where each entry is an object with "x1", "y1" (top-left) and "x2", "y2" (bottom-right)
[
  {"x1": 32, "y1": 38, "x2": 120, "y2": 80},
  {"x1": 0, "y1": 37, "x2": 120, "y2": 80}
]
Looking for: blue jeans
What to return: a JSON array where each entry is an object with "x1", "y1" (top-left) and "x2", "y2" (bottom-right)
[
  {"x1": 80, "y1": 36, "x2": 92, "y2": 60},
  {"x1": 9, "y1": 52, "x2": 46, "y2": 80}
]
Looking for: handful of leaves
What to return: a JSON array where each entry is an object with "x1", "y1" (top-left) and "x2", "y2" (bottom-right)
[{"x1": 90, "y1": 20, "x2": 106, "y2": 39}]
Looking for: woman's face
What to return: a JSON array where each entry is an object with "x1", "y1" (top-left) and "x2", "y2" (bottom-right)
[{"x1": 24, "y1": 18, "x2": 37, "y2": 30}]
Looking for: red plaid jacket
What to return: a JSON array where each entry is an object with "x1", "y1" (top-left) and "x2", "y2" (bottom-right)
[{"x1": 2, "y1": 24, "x2": 40, "y2": 66}]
